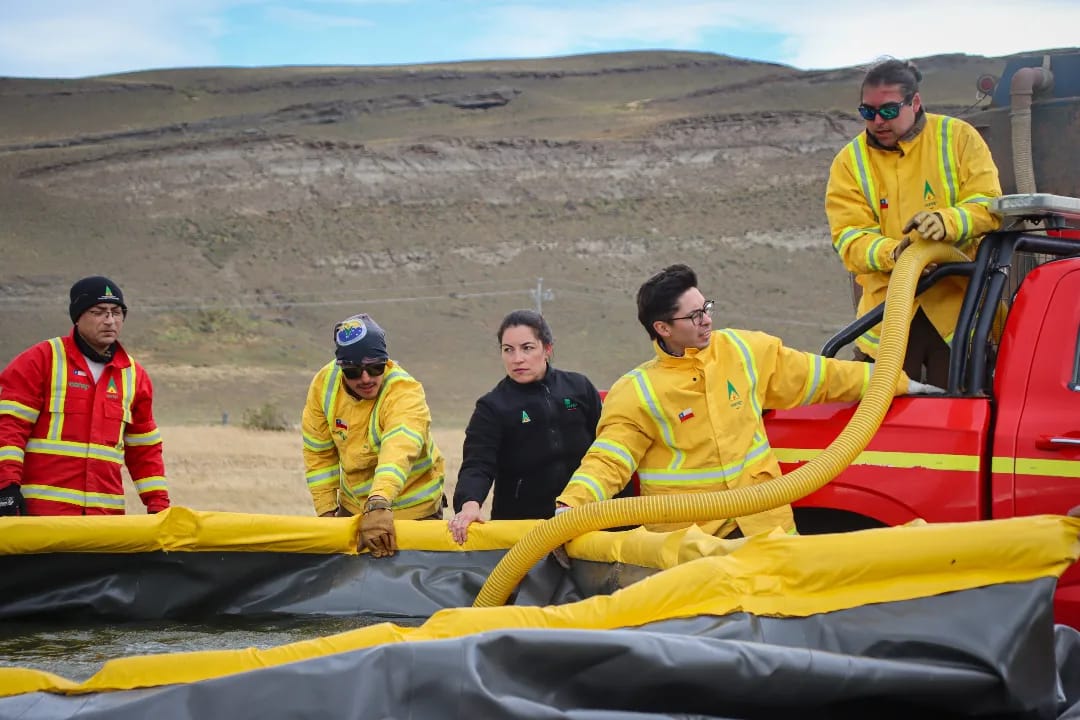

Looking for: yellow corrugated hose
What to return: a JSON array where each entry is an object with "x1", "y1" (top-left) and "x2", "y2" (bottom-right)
[{"x1": 474, "y1": 240, "x2": 970, "y2": 607}]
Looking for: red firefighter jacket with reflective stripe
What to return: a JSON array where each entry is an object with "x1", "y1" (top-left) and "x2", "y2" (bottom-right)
[
  {"x1": 0, "y1": 331, "x2": 169, "y2": 515},
  {"x1": 556, "y1": 329, "x2": 911, "y2": 537},
  {"x1": 302, "y1": 359, "x2": 445, "y2": 519},
  {"x1": 826, "y1": 112, "x2": 1002, "y2": 356}
]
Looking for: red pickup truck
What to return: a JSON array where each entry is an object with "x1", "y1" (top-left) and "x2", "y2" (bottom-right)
[{"x1": 765, "y1": 195, "x2": 1080, "y2": 627}]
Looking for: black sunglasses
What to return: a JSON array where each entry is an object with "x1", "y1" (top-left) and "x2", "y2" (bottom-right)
[
  {"x1": 340, "y1": 362, "x2": 387, "y2": 379},
  {"x1": 857, "y1": 96, "x2": 913, "y2": 121}
]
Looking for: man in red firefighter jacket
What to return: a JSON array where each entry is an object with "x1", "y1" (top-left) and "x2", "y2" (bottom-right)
[{"x1": 0, "y1": 276, "x2": 170, "y2": 516}]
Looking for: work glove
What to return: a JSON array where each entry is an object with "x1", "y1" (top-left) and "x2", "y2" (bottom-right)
[
  {"x1": 903, "y1": 211, "x2": 947, "y2": 242},
  {"x1": 0, "y1": 485, "x2": 27, "y2": 516},
  {"x1": 907, "y1": 379, "x2": 946, "y2": 395},
  {"x1": 359, "y1": 497, "x2": 396, "y2": 558}
]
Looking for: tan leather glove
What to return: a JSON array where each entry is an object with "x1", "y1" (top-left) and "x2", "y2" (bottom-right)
[
  {"x1": 359, "y1": 497, "x2": 397, "y2": 558},
  {"x1": 903, "y1": 211, "x2": 946, "y2": 242}
]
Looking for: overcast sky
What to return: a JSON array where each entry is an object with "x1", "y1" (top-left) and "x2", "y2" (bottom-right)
[{"x1": 1, "y1": 0, "x2": 1077, "y2": 78}]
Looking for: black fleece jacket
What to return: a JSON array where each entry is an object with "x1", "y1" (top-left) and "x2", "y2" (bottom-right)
[{"x1": 454, "y1": 366, "x2": 609, "y2": 519}]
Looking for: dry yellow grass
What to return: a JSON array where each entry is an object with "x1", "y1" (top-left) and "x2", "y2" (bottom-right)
[{"x1": 123, "y1": 425, "x2": 466, "y2": 516}]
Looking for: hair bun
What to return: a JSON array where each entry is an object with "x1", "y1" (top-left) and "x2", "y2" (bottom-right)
[{"x1": 905, "y1": 61, "x2": 923, "y2": 83}]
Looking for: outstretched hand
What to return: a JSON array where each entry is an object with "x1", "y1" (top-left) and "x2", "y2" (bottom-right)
[{"x1": 448, "y1": 502, "x2": 484, "y2": 545}]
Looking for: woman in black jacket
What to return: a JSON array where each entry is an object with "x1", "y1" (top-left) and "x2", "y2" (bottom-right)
[{"x1": 449, "y1": 309, "x2": 614, "y2": 544}]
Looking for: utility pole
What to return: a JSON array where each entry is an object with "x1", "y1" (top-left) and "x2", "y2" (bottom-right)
[{"x1": 531, "y1": 277, "x2": 554, "y2": 314}]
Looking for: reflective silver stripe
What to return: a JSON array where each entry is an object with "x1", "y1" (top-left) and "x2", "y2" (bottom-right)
[
  {"x1": 0, "y1": 446, "x2": 25, "y2": 463},
  {"x1": 716, "y1": 330, "x2": 761, "y2": 416},
  {"x1": 25, "y1": 438, "x2": 124, "y2": 464},
  {"x1": 305, "y1": 465, "x2": 338, "y2": 488},
  {"x1": 21, "y1": 484, "x2": 125, "y2": 509},
  {"x1": 303, "y1": 432, "x2": 334, "y2": 452},
  {"x1": 592, "y1": 439, "x2": 635, "y2": 470},
  {"x1": 133, "y1": 475, "x2": 168, "y2": 493},
  {"x1": 629, "y1": 368, "x2": 683, "y2": 470},
  {"x1": 124, "y1": 429, "x2": 162, "y2": 446},
  {"x1": 47, "y1": 338, "x2": 66, "y2": 439},
  {"x1": 0, "y1": 400, "x2": 39, "y2": 424},
  {"x1": 394, "y1": 476, "x2": 442, "y2": 510},
  {"x1": 848, "y1": 136, "x2": 879, "y2": 222},
  {"x1": 799, "y1": 354, "x2": 824, "y2": 406},
  {"x1": 568, "y1": 473, "x2": 607, "y2": 502}
]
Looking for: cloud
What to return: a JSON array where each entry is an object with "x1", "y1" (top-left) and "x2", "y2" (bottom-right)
[
  {"x1": 264, "y1": 5, "x2": 375, "y2": 28},
  {"x1": 468, "y1": 1, "x2": 746, "y2": 58},
  {"x1": 0, "y1": 0, "x2": 231, "y2": 78},
  {"x1": 765, "y1": 0, "x2": 1080, "y2": 69},
  {"x1": 467, "y1": 0, "x2": 1080, "y2": 69}
]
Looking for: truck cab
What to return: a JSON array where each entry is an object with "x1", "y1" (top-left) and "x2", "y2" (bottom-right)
[{"x1": 764, "y1": 194, "x2": 1080, "y2": 626}]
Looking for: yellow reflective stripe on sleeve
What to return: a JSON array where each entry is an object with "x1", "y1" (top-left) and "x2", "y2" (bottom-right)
[
  {"x1": 847, "y1": 135, "x2": 879, "y2": 222},
  {"x1": 21, "y1": 484, "x2": 126, "y2": 509},
  {"x1": 342, "y1": 476, "x2": 371, "y2": 503},
  {"x1": 592, "y1": 439, "x2": 636, "y2": 471},
  {"x1": 834, "y1": 225, "x2": 881, "y2": 256},
  {"x1": 0, "y1": 446, "x2": 25, "y2": 463},
  {"x1": 305, "y1": 465, "x2": 339, "y2": 488},
  {"x1": 567, "y1": 473, "x2": 606, "y2": 502},
  {"x1": 25, "y1": 438, "x2": 124, "y2": 464},
  {"x1": 858, "y1": 326, "x2": 881, "y2": 352},
  {"x1": 773, "y1": 447, "x2": 981, "y2": 472},
  {"x1": 374, "y1": 463, "x2": 408, "y2": 488},
  {"x1": 47, "y1": 338, "x2": 67, "y2": 440},
  {"x1": 865, "y1": 235, "x2": 890, "y2": 271},
  {"x1": 799, "y1": 354, "x2": 824, "y2": 406},
  {"x1": 0, "y1": 400, "x2": 39, "y2": 424},
  {"x1": 303, "y1": 432, "x2": 334, "y2": 452},
  {"x1": 124, "y1": 429, "x2": 162, "y2": 446},
  {"x1": 861, "y1": 362, "x2": 872, "y2": 395},
  {"x1": 407, "y1": 454, "x2": 434, "y2": 478},
  {"x1": 394, "y1": 476, "x2": 443, "y2": 510},
  {"x1": 134, "y1": 475, "x2": 168, "y2": 493},
  {"x1": 383, "y1": 425, "x2": 424, "y2": 448},
  {"x1": 629, "y1": 368, "x2": 683, "y2": 470}
]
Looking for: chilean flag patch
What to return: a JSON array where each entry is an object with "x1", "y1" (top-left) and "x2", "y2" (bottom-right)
[
  {"x1": 678, "y1": 408, "x2": 694, "y2": 422},
  {"x1": 879, "y1": 197, "x2": 889, "y2": 210},
  {"x1": 335, "y1": 418, "x2": 348, "y2": 430}
]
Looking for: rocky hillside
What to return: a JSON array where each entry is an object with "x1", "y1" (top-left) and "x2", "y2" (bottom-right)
[{"x1": 0, "y1": 50, "x2": 1034, "y2": 425}]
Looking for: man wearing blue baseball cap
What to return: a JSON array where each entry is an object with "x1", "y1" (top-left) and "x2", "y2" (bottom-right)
[{"x1": 301, "y1": 313, "x2": 446, "y2": 557}]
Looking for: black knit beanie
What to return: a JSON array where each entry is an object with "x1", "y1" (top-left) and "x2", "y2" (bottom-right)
[{"x1": 69, "y1": 276, "x2": 127, "y2": 323}]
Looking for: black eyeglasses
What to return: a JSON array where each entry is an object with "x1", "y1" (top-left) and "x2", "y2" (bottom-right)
[
  {"x1": 340, "y1": 362, "x2": 387, "y2": 379},
  {"x1": 857, "y1": 96, "x2": 913, "y2": 121},
  {"x1": 668, "y1": 300, "x2": 714, "y2": 326}
]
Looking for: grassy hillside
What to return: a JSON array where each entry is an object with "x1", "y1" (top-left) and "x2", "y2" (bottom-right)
[{"x1": 0, "y1": 49, "x2": 1050, "y2": 426}]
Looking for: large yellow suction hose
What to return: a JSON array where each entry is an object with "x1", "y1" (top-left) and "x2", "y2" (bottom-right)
[{"x1": 474, "y1": 241, "x2": 970, "y2": 607}]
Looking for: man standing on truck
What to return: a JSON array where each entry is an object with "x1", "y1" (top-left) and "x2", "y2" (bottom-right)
[
  {"x1": 0, "y1": 276, "x2": 170, "y2": 516},
  {"x1": 302, "y1": 313, "x2": 446, "y2": 558},
  {"x1": 826, "y1": 58, "x2": 1002, "y2": 386},
  {"x1": 555, "y1": 264, "x2": 937, "y2": 538}
]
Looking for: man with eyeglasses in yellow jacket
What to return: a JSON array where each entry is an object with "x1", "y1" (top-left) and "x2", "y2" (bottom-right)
[
  {"x1": 826, "y1": 57, "x2": 1002, "y2": 387},
  {"x1": 556, "y1": 264, "x2": 937, "y2": 538},
  {"x1": 302, "y1": 313, "x2": 445, "y2": 557}
]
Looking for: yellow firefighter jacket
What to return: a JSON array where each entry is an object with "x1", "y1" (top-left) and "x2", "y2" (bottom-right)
[
  {"x1": 826, "y1": 112, "x2": 1002, "y2": 356},
  {"x1": 556, "y1": 329, "x2": 910, "y2": 537},
  {"x1": 302, "y1": 359, "x2": 444, "y2": 519}
]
